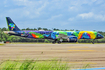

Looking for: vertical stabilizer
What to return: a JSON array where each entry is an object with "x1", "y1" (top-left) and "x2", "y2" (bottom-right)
[{"x1": 6, "y1": 17, "x2": 20, "y2": 31}]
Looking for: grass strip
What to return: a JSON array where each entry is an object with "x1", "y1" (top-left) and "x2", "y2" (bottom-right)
[{"x1": 0, "y1": 60, "x2": 69, "y2": 70}]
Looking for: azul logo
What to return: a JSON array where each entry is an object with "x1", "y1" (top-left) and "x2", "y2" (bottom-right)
[{"x1": 9, "y1": 23, "x2": 15, "y2": 30}]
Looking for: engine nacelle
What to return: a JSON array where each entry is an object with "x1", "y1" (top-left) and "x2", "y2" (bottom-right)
[{"x1": 68, "y1": 36, "x2": 78, "y2": 42}]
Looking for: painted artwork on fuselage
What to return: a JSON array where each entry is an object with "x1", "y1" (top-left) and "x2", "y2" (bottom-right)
[
  {"x1": 21, "y1": 31, "x2": 98, "y2": 40},
  {"x1": 78, "y1": 31, "x2": 97, "y2": 39}
]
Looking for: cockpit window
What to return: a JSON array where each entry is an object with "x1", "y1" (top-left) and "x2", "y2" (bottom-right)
[
  {"x1": 97, "y1": 34, "x2": 103, "y2": 37},
  {"x1": 98, "y1": 34, "x2": 101, "y2": 37}
]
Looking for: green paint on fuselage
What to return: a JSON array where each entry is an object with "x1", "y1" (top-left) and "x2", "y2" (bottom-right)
[{"x1": 29, "y1": 32, "x2": 44, "y2": 38}]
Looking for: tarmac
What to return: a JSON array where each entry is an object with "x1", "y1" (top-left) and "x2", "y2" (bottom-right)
[{"x1": 0, "y1": 43, "x2": 105, "y2": 68}]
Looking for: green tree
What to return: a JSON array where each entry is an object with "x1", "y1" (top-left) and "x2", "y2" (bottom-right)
[
  {"x1": 34, "y1": 28, "x2": 37, "y2": 30},
  {"x1": 38, "y1": 27, "x2": 42, "y2": 30},
  {"x1": 26, "y1": 28, "x2": 30, "y2": 30},
  {"x1": 2, "y1": 27, "x2": 7, "y2": 31},
  {"x1": 43, "y1": 28, "x2": 48, "y2": 31}
]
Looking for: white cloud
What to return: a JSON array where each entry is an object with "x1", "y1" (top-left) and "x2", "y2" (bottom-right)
[
  {"x1": 48, "y1": 14, "x2": 62, "y2": 20},
  {"x1": 78, "y1": 12, "x2": 94, "y2": 19},
  {"x1": 69, "y1": 7, "x2": 74, "y2": 10},
  {"x1": 68, "y1": 18, "x2": 74, "y2": 21},
  {"x1": 95, "y1": 0, "x2": 104, "y2": 4},
  {"x1": 9, "y1": 0, "x2": 49, "y2": 18},
  {"x1": 77, "y1": 12, "x2": 105, "y2": 21},
  {"x1": 95, "y1": 14, "x2": 105, "y2": 21},
  {"x1": 61, "y1": 22, "x2": 69, "y2": 26},
  {"x1": 68, "y1": 6, "x2": 76, "y2": 11}
]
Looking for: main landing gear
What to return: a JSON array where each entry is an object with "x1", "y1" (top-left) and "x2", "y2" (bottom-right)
[
  {"x1": 52, "y1": 39, "x2": 57, "y2": 44},
  {"x1": 52, "y1": 39, "x2": 61, "y2": 44},
  {"x1": 57, "y1": 41, "x2": 61, "y2": 44}
]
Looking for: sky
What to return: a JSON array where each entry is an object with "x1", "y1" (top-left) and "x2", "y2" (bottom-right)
[{"x1": 0, "y1": 0, "x2": 105, "y2": 31}]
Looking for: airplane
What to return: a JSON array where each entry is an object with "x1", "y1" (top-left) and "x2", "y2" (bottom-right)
[{"x1": 4, "y1": 17, "x2": 104, "y2": 44}]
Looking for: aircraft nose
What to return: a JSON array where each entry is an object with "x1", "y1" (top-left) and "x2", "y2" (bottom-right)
[
  {"x1": 100, "y1": 34, "x2": 104, "y2": 39},
  {"x1": 100, "y1": 34, "x2": 104, "y2": 38},
  {"x1": 97, "y1": 34, "x2": 104, "y2": 39},
  {"x1": 102, "y1": 35, "x2": 104, "y2": 38}
]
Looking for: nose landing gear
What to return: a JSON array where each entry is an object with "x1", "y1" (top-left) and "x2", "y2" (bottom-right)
[{"x1": 91, "y1": 39, "x2": 95, "y2": 44}]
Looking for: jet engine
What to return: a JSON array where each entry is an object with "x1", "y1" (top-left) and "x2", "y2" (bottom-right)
[{"x1": 68, "y1": 36, "x2": 78, "y2": 42}]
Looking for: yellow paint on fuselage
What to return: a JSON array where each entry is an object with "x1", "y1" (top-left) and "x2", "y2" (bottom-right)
[{"x1": 78, "y1": 31, "x2": 96, "y2": 39}]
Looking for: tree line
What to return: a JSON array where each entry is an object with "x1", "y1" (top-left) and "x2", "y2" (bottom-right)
[{"x1": 0, "y1": 27, "x2": 105, "y2": 43}]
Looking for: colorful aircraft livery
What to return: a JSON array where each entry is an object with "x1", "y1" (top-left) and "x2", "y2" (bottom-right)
[
  {"x1": 5, "y1": 17, "x2": 104, "y2": 44},
  {"x1": 9, "y1": 23, "x2": 15, "y2": 30}
]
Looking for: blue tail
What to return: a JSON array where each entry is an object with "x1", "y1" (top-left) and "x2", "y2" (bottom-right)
[{"x1": 6, "y1": 17, "x2": 20, "y2": 31}]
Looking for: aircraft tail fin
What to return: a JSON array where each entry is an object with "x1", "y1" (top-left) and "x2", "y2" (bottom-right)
[{"x1": 6, "y1": 17, "x2": 20, "y2": 31}]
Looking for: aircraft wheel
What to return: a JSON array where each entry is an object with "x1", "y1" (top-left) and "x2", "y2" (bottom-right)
[
  {"x1": 57, "y1": 41, "x2": 61, "y2": 44},
  {"x1": 92, "y1": 39, "x2": 95, "y2": 44},
  {"x1": 92, "y1": 42, "x2": 94, "y2": 44},
  {"x1": 91, "y1": 41, "x2": 94, "y2": 44},
  {"x1": 75, "y1": 40, "x2": 77, "y2": 42},
  {"x1": 52, "y1": 39, "x2": 57, "y2": 44},
  {"x1": 52, "y1": 41, "x2": 56, "y2": 44}
]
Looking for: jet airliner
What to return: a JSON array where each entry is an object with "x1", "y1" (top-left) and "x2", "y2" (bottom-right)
[{"x1": 4, "y1": 17, "x2": 104, "y2": 44}]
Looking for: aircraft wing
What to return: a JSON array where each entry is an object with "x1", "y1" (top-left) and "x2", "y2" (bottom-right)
[
  {"x1": 56, "y1": 34, "x2": 68, "y2": 39},
  {"x1": 56, "y1": 34, "x2": 77, "y2": 42}
]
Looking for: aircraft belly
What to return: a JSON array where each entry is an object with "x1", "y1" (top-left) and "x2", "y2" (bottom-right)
[{"x1": 61, "y1": 37, "x2": 68, "y2": 39}]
